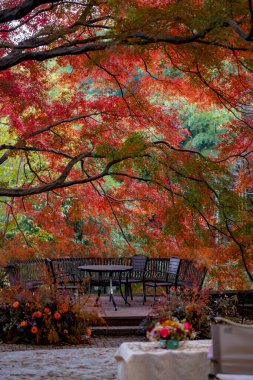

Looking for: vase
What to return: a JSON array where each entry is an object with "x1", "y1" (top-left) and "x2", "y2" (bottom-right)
[
  {"x1": 166, "y1": 339, "x2": 179, "y2": 349},
  {"x1": 159, "y1": 338, "x2": 167, "y2": 349}
]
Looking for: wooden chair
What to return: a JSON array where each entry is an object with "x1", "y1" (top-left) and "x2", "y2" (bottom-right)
[
  {"x1": 143, "y1": 257, "x2": 181, "y2": 302},
  {"x1": 209, "y1": 317, "x2": 253, "y2": 379}
]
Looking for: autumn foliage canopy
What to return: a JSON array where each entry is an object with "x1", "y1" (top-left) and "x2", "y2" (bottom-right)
[{"x1": 0, "y1": 0, "x2": 252, "y2": 287}]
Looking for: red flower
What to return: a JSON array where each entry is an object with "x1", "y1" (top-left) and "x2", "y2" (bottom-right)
[
  {"x1": 31, "y1": 326, "x2": 38, "y2": 334},
  {"x1": 20, "y1": 320, "x2": 28, "y2": 327},
  {"x1": 12, "y1": 301, "x2": 20, "y2": 309},
  {"x1": 44, "y1": 307, "x2": 51, "y2": 314},
  {"x1": 160, "y1": 327, "x2": 171, "y2": 339}
]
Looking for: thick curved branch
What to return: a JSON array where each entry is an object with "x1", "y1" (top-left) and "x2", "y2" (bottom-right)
[
  {"x1": 0, "y1": 150, "x2": 91, "y2": 196},
  {"x1": 0, "y1": 3, "x2": 54, "y2": 33},
  {"x1": 0, "y1": 41, "x2": 109, "y2": 71},
  {"x1": 0, "y1": 0, "x2": 60, "y2": 23},
  {"x1": 0, "y1": 153, "x2": 146, "y2": 197}
]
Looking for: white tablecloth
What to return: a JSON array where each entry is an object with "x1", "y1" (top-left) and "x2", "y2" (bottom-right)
[{"x1": 115, "y1": 340, "x2": 212, "y2": 380}]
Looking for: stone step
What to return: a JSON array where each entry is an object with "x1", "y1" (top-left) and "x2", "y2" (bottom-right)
[
  {"x1": 92, "y1": 325, "x2": 146, "y2": 336},
  {"x1": 103, "y1": 315, "x2": 146, "y2": 327}
]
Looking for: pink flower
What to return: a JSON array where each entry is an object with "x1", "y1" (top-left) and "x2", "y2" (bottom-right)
[
  {"x1": 160, "y1": 327, "x2": 171, "y2": 339},
  {"x1": 183, "y1": 321, "x2": 192, "y2": 332}
]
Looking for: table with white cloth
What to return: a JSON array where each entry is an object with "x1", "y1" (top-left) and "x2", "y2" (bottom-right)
[{"x1": 115, "y1": 340, "x2": 212, "y2": 380}]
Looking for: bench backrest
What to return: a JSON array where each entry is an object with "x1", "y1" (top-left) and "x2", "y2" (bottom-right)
[{"x1": 5, "y1": 259, "x2": 50, "y2": 287}]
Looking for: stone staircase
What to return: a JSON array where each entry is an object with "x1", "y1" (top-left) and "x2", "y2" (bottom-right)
[{"x1": 92, "y1": 315, "x2": 147, "y2": 336}]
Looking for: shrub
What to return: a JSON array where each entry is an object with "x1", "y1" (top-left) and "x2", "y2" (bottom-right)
[
  {"x1": 144, "y1": 288, "x2": 246, "y2": 339},
  {"x1": 210, "y1": 294, "x2": 239, "y2": 319},
  {"x1": 0, "y1": 285, "x2": 104, "y2": 344},
  {"x1": 145, "y1": 288, "x2": 212, "y2": 339}
]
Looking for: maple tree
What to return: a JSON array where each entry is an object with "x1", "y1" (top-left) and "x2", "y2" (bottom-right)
[{"x1": 0, "y1": 0, "x2": 252, "y2": 287}]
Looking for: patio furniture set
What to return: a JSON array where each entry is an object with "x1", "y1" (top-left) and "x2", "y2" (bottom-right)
[
  {"x1": 2, "y1": 257, "x2": 253, "y2": 379},
  {"x1": 1, "y1": 255, "x2": 207, "y2": 309}
]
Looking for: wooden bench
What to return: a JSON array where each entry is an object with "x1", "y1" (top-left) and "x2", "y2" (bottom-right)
[{"x1": 4, "y1": 259, "x2": 50, "y2": 291}]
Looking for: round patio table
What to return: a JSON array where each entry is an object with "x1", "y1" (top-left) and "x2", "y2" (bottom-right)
[{"x1": 78, "y1": 265, "x2": 133, "y2": 311}]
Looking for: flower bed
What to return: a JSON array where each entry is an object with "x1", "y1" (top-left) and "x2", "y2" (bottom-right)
[{"x1": 0, "y1": 286, "x2": 104, "y2": 344}]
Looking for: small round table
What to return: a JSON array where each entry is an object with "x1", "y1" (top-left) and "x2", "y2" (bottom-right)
[{"x1": 78, "y1": 265, "x2": 133, "y2": 310}]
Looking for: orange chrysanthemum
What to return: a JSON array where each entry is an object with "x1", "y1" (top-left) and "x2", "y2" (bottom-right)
[
  {"x1": 31, "y1": 326, "x2": 38, "y2": 334},
  {"x1": 53, "y1": 311, "x2": 61, "y2": 319},
  {"x1": 12, "y1": 301, "x2": 20, "y2": 309},
  {"x1": 20, "y1": 320, "x2": 28, "y2": 327}
]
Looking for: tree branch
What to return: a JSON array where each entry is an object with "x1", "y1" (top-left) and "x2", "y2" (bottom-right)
[{"x1": 0, "y1": 0, "x2": 59, "y2": 23}]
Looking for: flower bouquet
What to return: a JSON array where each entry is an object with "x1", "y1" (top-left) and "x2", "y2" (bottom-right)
[{"x1": 146, "y1": 318, "x2": 193, "y2": 349}]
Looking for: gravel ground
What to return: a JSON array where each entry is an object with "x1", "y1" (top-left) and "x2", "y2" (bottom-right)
[
  {"x1": 0, "y1": 336, "x2": 147, "y2": 380},
  {"x1": 0, "y1": 335, "x2": 147, "y2": 352}
]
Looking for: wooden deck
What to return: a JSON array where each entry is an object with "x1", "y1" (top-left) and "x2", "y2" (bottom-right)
[
  {"x1": 82, "y1": 293, "x2": 155, "y2": 317},
  {"x1": 81, "y1": 293, "x2": 157, "y2": 335}
]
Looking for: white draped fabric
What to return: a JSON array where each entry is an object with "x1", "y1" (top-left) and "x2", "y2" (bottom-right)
[{"x1": 115, "y1": 340, "x2": 212, "y2": 380}]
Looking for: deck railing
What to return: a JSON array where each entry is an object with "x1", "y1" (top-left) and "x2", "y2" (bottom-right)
[{"x1": 2, "y1": 256, "x2": 207, "y2": 292}]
